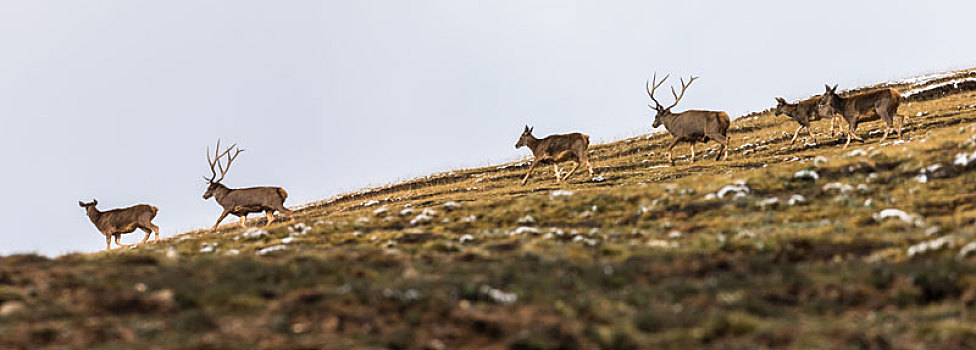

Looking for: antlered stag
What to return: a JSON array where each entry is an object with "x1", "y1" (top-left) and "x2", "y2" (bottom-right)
[
  {"x1": 818, "y1": 85, "x2": 903, "y2": 148},
  {"x1": 203, "y1": 140, "x2": 291, "y2": 230},
  {"x1": 79, "y1": 199, "x2": 159, "y2": 251},
  {"x1": 515, "y1": 125, "x2": 594, "y2": 185},
  {"x1": 774, "y1": 96, "x2": 842, "y2": 144},
  {"x1": 646, "y1": 73, "x2": 730, "y2": 165}
]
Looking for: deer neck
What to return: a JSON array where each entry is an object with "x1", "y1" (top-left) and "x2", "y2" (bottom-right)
[
  {"x1": 658, "y1": 111, "x2": 682, "y2": 128},
  {"x1": 85, "y1": 206, "x2": 101, "y2": 223},
  {"x1": 525, "y1": 136, "x2": 544, "y2": 156},
  {"x1": 212, "y1": 183, "x2": 233, "y2": 203}
]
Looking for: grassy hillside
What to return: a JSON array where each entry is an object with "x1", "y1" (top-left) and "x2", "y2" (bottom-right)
[{"x1": 3, "y1": 69, "x2": 976, "y2": 349}]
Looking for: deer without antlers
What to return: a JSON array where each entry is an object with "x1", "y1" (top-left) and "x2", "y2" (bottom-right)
[
  {"x1": 774, "y1": 95, "x2": 843, "y2": 145},
  {"x1": 818, "y1": 85, "x2": 904, "y2": 148},
  {"x1": 203, "y1": 140, "x2": 291, "y2": 231},
  {"x1": 79, "y1": 199, "x2": 159, "y2": 251},
  {"x1": 646, "y1": 73, "x2": 730, "y2": 165},
  {"x1": 515, "y1": 125, "x2": 594, "y2": 185}
]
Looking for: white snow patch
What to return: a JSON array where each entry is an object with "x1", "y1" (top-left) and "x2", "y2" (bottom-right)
[
  {"x1": 480, "y1": 285, "x2": 517, "y2": 304},
  {"x1": 907, "y1": 236, "x2": 955, "y2": 257},
  {"x1": 199, "y1": 243, "x2": 217, "y2": 254},
  {"x1": 960, "y1": 242, "x2": 976, "y2": 258},
  {"x1": 793, "y1": 170, "x2": 820, "y2": 181},
  {"x1": 238, "y1": 228, "x2": 269, "y2": 241},
  {"x1": 788, "y1": 194, "x2": 807, "y2": 206},
  {"x1": 257, "y1": 245, "x2": 288, "y2": 256},
  {"x1": 716, "y1": 183, "x2": 750, "y2": 199},
  {"x1": 549, "y1": 190, "x2": 575, "y2": 198},
  {"x1": 873, "y1": 209, "x2": 923, "y2": 226},
  {"x1": 902, "y1": 77, "x2": 976, "y2": 99},
  {"x1": 288, "y1": 223, "x2": 311, "y2": 236},
  {"x1": 511, "y1": 226, "x2": 541, "y2": 235},
  {"x1": 517, "y1": 215, "x2": 537, "y2": 225},
  {"x1": 442, "y1": 201, "x2": 462, "y2": 211},
  {"x1": 822, "y1": 182, "x2": 853, "y2": 193}
]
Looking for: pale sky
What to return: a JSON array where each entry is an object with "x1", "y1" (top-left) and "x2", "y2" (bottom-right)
[{"x1": 1, "y1": 1, "x2": 973, "y2": 255}]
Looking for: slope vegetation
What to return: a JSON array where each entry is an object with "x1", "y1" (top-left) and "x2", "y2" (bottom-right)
[{"x1": 3, "y1": 69, "x2": 976, "y2": 349}]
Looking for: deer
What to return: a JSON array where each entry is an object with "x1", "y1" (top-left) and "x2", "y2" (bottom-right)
[
  {"x1": 645, "y1": 73, "x2": 730, "y2": 165},
  {"x1": 818, "y1": 84, "x2": 904, "y2": 148},
  {"x1": 78, "y1": 199, "x2": 159, "y2": 251},
  {"x1": 774, "y1": 95, "x2": 844, "y2": 145},
  {"x1": 514, "y1": 125, "x2": 594, "y2": 185},
  {"x1": 203, "y1": 140, "x2": 291, "y2": 231}
]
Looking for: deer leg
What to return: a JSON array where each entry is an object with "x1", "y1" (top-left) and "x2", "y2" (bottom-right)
[
  {"x1": 665, "y1": 139, "x2": 680, "y2": 166},
  {"x1": 114, "y1": 234, "x2": 131, "y2": 249},
  {"x1": 844, "y1": 117, "x2": 858, "y2": 148},
  {"x1": 239, "y1": 214, "x2": 247, "y2": 228},
  {"x1": 897, "y1": 114, "x2": 905, "y2": 138},
  {"x1": 265, "y1": 210, "x2": 275, "y2": 226},
  {"x1": 585, "y1": 158, "x2": 594, "y2": 176},
  {"x1": 564, "y1": 161, "x2": 580, "y2": 180},
  {"x1": 790, "y1": 125, "x2": 803, "y2": 145},
  {"x1": 552, "y1": 164, "x2": 562, "y2": 182},
  {"x1": 105, "y1": 235, "x2": 111, "y2": 251},
  {"x1": 150, "y1": 224, "x2": 160, "y2": 243},
  {"x1": 138, "y1": 227, "x2": 152, "y2": 245},
  {"x1": 521, "y1": 161, "x2": 538, "y2": 185},
  {"x1": 211, "y1": 210, "x2": 230, "y2": 231},
  {"x1": 708, "y1": 134, "x2": 729, "y2": 161},
  {"x1": 689, "y1": 143, "x2": 696, "y2": 163}
]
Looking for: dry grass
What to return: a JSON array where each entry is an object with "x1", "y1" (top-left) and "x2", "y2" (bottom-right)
[{"x1": 3, "y1": 72, "x2": 976, "y2": 349}]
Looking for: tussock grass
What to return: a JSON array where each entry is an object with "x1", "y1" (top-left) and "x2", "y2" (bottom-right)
[{"x1": 4, "y1": 76, "x2": 976, "y2": 349}]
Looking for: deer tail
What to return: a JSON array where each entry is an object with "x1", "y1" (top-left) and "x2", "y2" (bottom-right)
[{"x1": 276, "y1": 188, "x2": 289, "y2": 201}]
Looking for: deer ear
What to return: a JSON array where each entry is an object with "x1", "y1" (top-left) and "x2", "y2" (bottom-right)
[
  {"x1": 78, "y1": 201, "x2": 85, "y2": 207},
  {"x1": 523, "y1": 125, "x2": 529, "y2": 132},
  {"x1": 831, "y1": 84, "x2": 838, "y2": 92},
  {"x1": 92, "y1": 199, "x2": 98, "y2": 205},
  {"x1": 529, "y1": 127, "x2": 534, "y2": 133}
]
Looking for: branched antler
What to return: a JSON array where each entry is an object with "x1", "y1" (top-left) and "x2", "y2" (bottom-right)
[{"x1": 205, "y1": 139, "x2": 244, "y2": 183}]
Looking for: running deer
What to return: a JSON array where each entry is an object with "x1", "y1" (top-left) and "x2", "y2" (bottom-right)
[
  {"x1": 818, "y1": 85, "x2": 904, "y2": 148},
  {"x1": 515, "y1": 125, "x2": 594, "y2": 185},
  {"x1": 78, "y1": 199, "x2": 159, "y2": 251},
  {"x1": 774, "y1": 96, "x2": 843, "y2": 144},
  {"x1": 646, "y1": 73, "x2": 730, "y2": 165},
  {"x1": 203, "y1": 140, "x2": 291, "y2": 230}
]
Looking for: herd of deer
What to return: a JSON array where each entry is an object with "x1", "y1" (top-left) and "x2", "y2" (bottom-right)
[{"x1": 80, "y1": 74, "x2": 905, "y2": 250}]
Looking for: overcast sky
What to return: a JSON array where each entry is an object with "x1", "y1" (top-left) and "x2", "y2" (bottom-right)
[{"x1": 1, "y1": 1, "x2": 973, "y2": 255}]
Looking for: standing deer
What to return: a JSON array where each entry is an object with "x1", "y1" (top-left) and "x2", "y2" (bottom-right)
[
  {"x1": 774, "y1": 96, "x2": 843, "y2": 144},
  {"x1": 79, "y1": 199, "x2": 159, "y2": 251},
  {"x1": 203, "y1": 140, "x2": 291, "y2": 231},
  {"x1": 515, "y1": 125, "x2": 594, "y2": 185},
  {"x1": 818, "y1": 84, "x2": 903, "y2": 148},
  {"x1": 646, "y1": 73, "x2": 730, "y2": 165}
]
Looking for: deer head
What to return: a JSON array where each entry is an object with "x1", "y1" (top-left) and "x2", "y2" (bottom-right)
[
  {"x1": 818, "y1": 84, "x2": 840, "y2": 111},
  {"x1": 774, "y1": 97, "x2": 790, "y2": 115},
  {"x1": 78, "y1": 199, "x2": 98, "y2": 208},
  {"x1": 515, "y1": 125, "x2": 535, "y2": 149},
  {"x1": 646, "y1": 73, "x2": 698, "y2": 128},
  {"x1": 203, "y1": 139, "x2": 243, "y2": 199}
]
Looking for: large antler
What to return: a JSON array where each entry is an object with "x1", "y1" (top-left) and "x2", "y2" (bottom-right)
[
  {"x1": 666, "y1": 75, "x2": 698, "y2": 111},
  {"x1": 205, "y1": 139, "x2": 244, "y2": 183},
  {"x1": 645, "y1": 72, "x2": 670, "y2": 109}
]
